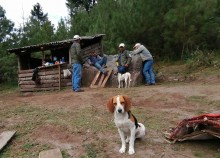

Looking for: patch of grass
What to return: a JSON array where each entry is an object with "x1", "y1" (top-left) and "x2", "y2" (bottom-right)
[
  {"x1": 189, "y1": 95, "x2": 206, "y2": 100},
  {"x1": 0, "y1": 81, "x2": 18, "y2": 94},
  {"x1": 70, "y1": 106, "x2": 115, "y2": 133},
  {"x1": 187, "y1": 95, "x2": 210, "y2": 107},
  {"x1": 61, "y1": 149, "x2": 71, "y2": 158},
  {"x1": 0, "y1": 81, "x2": 18, "y2": 89},
  {"x1": 23, "y1": 143, "x2": 37, "y2": 150},
  {"x1": 81, "y1": 143, "x2": 98, "y2": 158},
  {"x1": 193, "y1": 151, "x2": 205, "y2": 158},
  {"x1": 187, "y1": 95, "x2": 220, "y2": 114},
  {"x1": 214, "y1": 153, "x2": 220, "y2": 158}
]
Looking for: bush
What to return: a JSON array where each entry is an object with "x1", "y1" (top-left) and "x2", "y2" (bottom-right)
[{"x1": 186, "y1": 50, "x2": 219, "y2": 71}]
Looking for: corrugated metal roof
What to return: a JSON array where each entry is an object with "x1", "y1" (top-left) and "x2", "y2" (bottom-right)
[{"x1": 7, "y1": 34, "x2": 105, "y2": 54}]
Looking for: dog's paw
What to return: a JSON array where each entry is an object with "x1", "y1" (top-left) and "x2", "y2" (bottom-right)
[
  {"x1": 128, "y1": 148, "x2": 135, "y2": 155},
  {"x1": 119, "y1": 147, "x2": 126, "y2": 153}
]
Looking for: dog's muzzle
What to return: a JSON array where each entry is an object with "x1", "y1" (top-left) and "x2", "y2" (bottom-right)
[{"x1": 118, "y1": 109, "x2": 122, "y2": 113}]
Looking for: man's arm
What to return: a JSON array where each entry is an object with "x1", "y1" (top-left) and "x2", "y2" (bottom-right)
[
  {"x1": 75, "y1": 43, "x2": 81, "y2": 55},
  {"x1": 132, "y1": 45, "x2": 144, "y2": 55},
  {"x1": 125, "y1": 51, "x2": 132, "y2": 65}
]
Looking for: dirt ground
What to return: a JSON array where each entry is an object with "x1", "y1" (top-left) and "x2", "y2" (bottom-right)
[{"x1": 0, "y1": 80, "x2": 220, "y2": 157}]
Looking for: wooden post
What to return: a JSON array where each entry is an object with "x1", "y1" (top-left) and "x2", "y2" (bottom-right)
[{"x1": 58, "y1": 64, "x2": 61, "y2": 91}]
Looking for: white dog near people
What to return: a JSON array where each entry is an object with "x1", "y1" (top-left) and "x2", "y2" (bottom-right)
[{"x1": 118, "y1": 72, "x2": 131, "y2": 88}]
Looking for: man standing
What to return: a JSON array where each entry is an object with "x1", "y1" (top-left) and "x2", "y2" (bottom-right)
[
  {"x1": 69, "y1": 35, "x2": 84, "y2": 92},
  {"x1": 116, "y1": 43, "x2": 132, "y2": 74},
  {"x1": 133, "y1": 43, "x2": 156, "y2": 86}
]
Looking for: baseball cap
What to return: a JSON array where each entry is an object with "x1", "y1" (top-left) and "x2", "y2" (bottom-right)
[
  {"x1": 73, "y1": 35, "x2": 80, "y2": 40},
  {"x1": 119, "y1": 43, "x2": 125, "y2": 48}
]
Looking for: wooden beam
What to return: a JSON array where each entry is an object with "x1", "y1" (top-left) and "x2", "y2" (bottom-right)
[
  {"x1": 0, "y1": 131, "x2": 16, "y2": 151},
  {"x1": 101, "y1": 69, "x2": 112, "y2": 87},
  {"x1": 90, "y1": 71, "x2": 101, "y2": 88}
]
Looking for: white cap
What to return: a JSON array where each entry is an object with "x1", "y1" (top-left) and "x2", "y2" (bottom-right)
[
  {"x1": 73, "y1": 35, "x2": 80, "y2": 40},
  {"x1": 119, "y1": 43, "x2": 125, "y2": 48},
  {"x1": 133, "y1": 43, "x2": 141, "y2": 49}
]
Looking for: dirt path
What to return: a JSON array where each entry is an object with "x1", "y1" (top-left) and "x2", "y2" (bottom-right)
[{"x1": 0, "y1": 83, "x2": 219, "y2": 158}]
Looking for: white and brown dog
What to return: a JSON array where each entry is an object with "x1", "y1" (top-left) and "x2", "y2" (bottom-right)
[
  {"x1": 107, "y1": 95, "x2": 146, "y2": 155},
  {"x1": 118, "y1": 72, "x2": 131, "y2": 88}
]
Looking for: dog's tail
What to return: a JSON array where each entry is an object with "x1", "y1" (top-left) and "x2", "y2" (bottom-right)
[{"x1": 136, "y1": 123, "x2": 146, "y2": 138}]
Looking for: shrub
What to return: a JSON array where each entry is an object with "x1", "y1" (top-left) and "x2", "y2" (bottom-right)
[{"x1": 186, "y1": 50, "x2": 219, "y2": 70}]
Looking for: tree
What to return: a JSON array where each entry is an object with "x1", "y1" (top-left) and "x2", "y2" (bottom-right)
[
  {"x1": 31, "y1": 3, "x2": 48, "y2": 25},
  {"x1": 20, "y1": 3, "x2": 55, "y2": 46},
  {"x1": 66, "y1": 0, "x2": 97, "y2": 15},
  {"x1": 0, "y1": 6, "x2": 17, "y2": 82},
  {"x1": 54, "y1": 18, "x2": 70, "y2": 40},
  {"x1": 163, "y1": 0, "x2": 220, "y2": 60}
]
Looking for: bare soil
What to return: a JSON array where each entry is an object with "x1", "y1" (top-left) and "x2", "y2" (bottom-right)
[{"x1": 0, "y1": 80, "x2": 220, "y2": 157}]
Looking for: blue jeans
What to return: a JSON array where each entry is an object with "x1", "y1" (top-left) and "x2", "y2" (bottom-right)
[
  {"x1": 94, "y1": 56, "x2": 107, "y2": 73},
  {"x1": 117, "y1": 66, "x2": 127, "y2": 74},
  {"x1": 143, "y1": 60, "x2": 155, "y2": 84},
  {"x1": 72, "y1": 63, "x2": 82, "y2": 91}
]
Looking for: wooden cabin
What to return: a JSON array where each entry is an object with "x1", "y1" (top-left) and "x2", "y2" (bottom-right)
[{"x1": 7, "y1": 34, "x2": 105, "y2": 92}]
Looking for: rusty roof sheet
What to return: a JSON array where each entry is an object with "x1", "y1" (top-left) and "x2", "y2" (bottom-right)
[{"x1": 7, "y1": 34, "x2": 105, "y2": 54}]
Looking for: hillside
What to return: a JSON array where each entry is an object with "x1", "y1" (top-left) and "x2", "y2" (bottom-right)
[{"x1": 0, "y1": 64, "x2": 219, "y2": 158}]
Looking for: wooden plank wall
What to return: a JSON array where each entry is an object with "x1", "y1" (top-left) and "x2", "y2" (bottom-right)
[
  {"x1": 82, "y1": 43, "x2": 102, "y2": 60},
  {"x1": 17, "y1": 43, "x2": 102, "y2": 92},
  {"x1": 18, "y1": 63, "x2": 71, "y2": 92}
]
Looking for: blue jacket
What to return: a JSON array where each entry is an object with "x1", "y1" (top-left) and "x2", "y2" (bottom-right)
[{"x1": 88, "y1": 55, "x2": 101, "y2": 65}]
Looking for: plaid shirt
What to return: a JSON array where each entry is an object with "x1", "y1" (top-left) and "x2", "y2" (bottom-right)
[{"x1": 116, "y1": 50, "x2": 132, "y2": 66}]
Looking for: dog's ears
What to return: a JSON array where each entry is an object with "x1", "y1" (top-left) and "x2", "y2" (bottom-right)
[
  {"x1": 123, "y1": 95, "x2": 131, "y2": 112},
  {"x1": 107, "y1": 97, "x2": 115, "y2": 113}
]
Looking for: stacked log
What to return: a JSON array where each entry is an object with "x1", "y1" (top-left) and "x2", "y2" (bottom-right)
[
  {"x1": 18, "y1": 63, "x2": 71, "y2": 92},
  {"x1": 82, "y1": 43, "x2": 102, "y2": 61}
]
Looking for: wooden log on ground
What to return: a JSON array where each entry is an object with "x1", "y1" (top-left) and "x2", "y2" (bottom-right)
[
  {"x1": 0, "y1": 131, "x2": 16, "y2": 151},
  {"x1": 39, "y1": 148, "x2": 63, "y2": 158}
]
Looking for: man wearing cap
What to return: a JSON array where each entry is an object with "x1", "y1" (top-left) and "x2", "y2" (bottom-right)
[
  {"x1": 116, "y1": 43, "x2": 132, "y2": 74},
  {"x1": 87, "y1": 51, "x2": 108, "y2": 75},
  {"x1": 69, "y1": 35, "x2": 84, "y2": 92},
  {"x1": 133, "y1": 43, "x2": 156, "y2": 86}
]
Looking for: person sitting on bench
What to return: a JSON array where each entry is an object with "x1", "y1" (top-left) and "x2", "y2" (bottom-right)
[{"x1": 88, "y1": 51, "x2": 108, "y2": 75}]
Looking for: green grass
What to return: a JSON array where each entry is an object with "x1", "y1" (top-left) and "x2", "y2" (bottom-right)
[
  {"x1": 0, "y1": 81, "x2": 18, "y2": 94},
  {"x1": 81, "y1": 143, "x2": 98, "y2": 158},
  {"x1": 0, "y1": 103, "x2": 115, "y2": 158}
]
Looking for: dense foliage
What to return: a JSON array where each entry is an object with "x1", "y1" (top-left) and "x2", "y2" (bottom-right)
[
  {"x1": 68, "y1": 0, "x2": 220, "y2": 59},
  {"x1": 0, "y1": 0, "x2": 219, "y2": 82}
]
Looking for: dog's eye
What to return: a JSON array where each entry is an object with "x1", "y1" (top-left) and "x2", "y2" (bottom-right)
[
  {"x1": 113, "y1": 103, "x2": 117, "y2": 106},
  {"x1": 120, "y1": 101, "x2": 125, "y2": 105}
]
